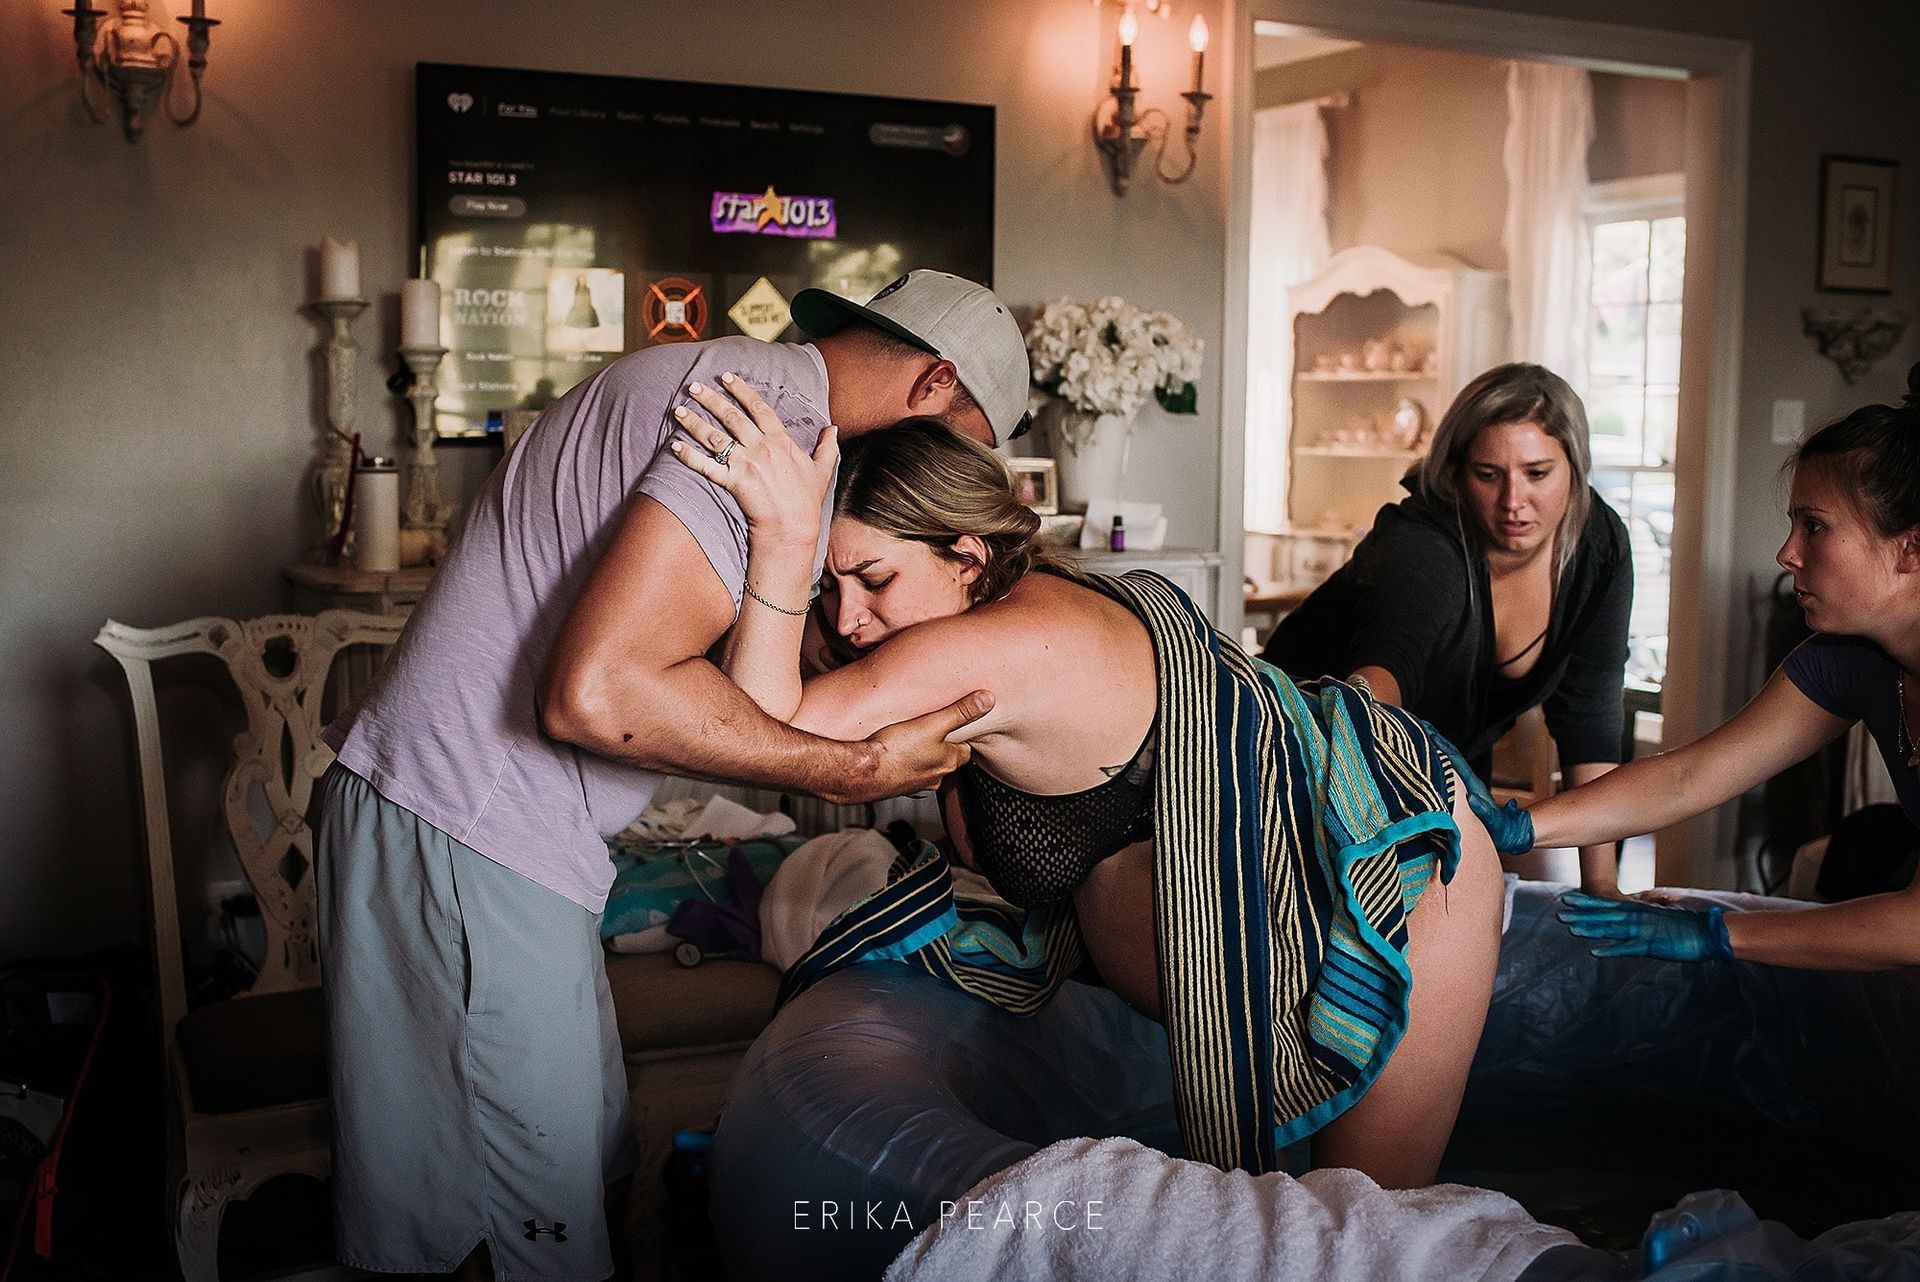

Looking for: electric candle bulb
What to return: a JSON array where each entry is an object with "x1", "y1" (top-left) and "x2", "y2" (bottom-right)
[
  {"x1": 1118, "y1": 9, "x2": 1138, "y2": 46},
  {"x1": 1189, "y1": 14, "x2": 1209, "y2": 52}
]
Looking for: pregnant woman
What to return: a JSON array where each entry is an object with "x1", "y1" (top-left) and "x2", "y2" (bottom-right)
[{"x1": 666, "y1": 377, "x2": 1504, "y2": 1187}]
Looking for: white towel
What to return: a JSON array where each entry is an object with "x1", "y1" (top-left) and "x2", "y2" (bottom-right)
[
  {"x1": 682, "y1": 794, "x2": 796, "y2": 842},
  {"x1": 884, "y1": 1137, "x2": 1577, "y2": 1282},
  {"x1": 759, "y1": 829, "x2": 900, "y2": 970}
]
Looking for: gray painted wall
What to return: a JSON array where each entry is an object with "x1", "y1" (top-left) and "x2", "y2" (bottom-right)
[{"x1": 0, "y1": 0, "x2": 1227, "y2": 959}]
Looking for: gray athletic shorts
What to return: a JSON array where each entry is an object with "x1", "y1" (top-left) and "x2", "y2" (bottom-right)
[{"x1": 314, "y1": 763, "x2": 637, "y2": 1280}]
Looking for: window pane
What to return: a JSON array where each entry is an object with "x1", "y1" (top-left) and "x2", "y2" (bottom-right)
[
  {"x1": 1626, "y1": 472, "x2": 1675, "y2": 686},
  {"x1": 1592, "y1": 468, "x2": 1634, "y2": 518},
  {"x1": 1587, "y1": 386, "x2": 1644, "y2": 466},
  {"x1": 1650, "y1": 217, "x2": 1686, "y2": 303},
  {"x1": 1590, "y1": 300, "x2": 1647, "y2": 386},
  {"x1": 1644, "y1": 388, "x2": 1678, "y2": 467},
  {"x1": 1592, "y1": 220, "x2": 1651, "y2": 306},
  {"x1": 1646, "y1": 301, "x2": 1683, "y2": 386},
  {"x1": 1581, "y1": 210, "x2": 1682, "y2": 691}
]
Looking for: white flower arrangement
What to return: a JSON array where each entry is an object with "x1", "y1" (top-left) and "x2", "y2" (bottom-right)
[{"x1": 1025, "y1": 296, "x2": 1204, "y2": 420}]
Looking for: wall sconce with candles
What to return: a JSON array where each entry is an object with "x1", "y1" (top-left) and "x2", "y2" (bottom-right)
[
  {"x1": 1092, "y1": 4, "x2": 1211, "y2": 195},
  {"x1": 64, "y1": 0, "x2": 219, "y2": 140}
]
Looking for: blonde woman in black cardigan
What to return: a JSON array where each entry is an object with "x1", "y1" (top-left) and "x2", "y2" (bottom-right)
[{"x1": 1264, "y1": 363, "x2": 1634, "y2": 897}]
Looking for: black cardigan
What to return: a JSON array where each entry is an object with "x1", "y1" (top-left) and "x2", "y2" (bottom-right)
[{"x1": 1262, "y1": 486, "x2": 1633, "y2": 769}]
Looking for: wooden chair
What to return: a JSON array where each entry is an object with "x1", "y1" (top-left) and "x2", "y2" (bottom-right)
[{"x1": 95, "y1": 610, "x2": 405, "y2": 1282}]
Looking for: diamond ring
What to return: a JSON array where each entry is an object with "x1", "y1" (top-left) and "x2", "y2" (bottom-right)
[{"x1": 714, "y1": 441, "x2": 736, "y2": 467}]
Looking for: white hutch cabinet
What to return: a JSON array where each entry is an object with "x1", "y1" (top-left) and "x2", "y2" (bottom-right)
[{"x1": 1254, "y1": 247, "x2": 1508, "y2": 592}]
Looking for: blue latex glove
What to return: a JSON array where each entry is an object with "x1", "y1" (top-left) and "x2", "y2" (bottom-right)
[
  {"x1": 1471, "y1": 796, "x2": 1537, "y2": 856},
  {"x1": 1411, "y1": 718, "x2": 1537, "y2": 855},
  {"x1": 1557, "y1": 891, "x2": 1735, "y2": 962}
]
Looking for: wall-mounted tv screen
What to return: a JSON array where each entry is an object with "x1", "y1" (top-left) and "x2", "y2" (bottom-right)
[{"x1": 416, "y1": 62, "x2": 995, "y2": 439}]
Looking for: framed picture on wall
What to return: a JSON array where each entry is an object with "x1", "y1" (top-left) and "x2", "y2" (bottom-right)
[
  {"x1": 1817, "y1": 155, "x2": 1898, "y2": 293},
  {"x1": 1009, "y1": 457, "x2": 1059, "y2": 515}
]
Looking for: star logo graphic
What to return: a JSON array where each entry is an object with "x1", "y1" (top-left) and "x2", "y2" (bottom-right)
[{"x1": 753, "y1": 186, "x2": 788, "y2": 232}]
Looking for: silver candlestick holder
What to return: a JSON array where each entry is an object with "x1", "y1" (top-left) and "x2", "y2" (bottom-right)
[
  {"x1": 307, "y1": 297, "x2": 367, "y2": 558},
  {"x1": 399, "y1": 344, "x2": 453, "y2": 566}
]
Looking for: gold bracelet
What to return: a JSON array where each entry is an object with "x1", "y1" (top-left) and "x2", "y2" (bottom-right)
[{"x1": 743, "y1": 580, "x2": 807, "y2": 616}]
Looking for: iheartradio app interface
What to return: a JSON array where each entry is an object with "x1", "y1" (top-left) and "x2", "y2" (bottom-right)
[{"x1": 417, "y1": 62, "x2": 996, "y2": 439}]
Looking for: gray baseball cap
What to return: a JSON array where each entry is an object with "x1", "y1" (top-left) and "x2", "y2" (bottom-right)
[{"x1": 792, "y1": 270, "x2": 1033, "y2": 445}]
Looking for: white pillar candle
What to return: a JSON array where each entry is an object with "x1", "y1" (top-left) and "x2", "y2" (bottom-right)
[
  {"x1": 352, "y1": 457, "x2": 401, "y2": 572},
  {"x1": 319, "y1": 236, "x2": 361, "y2": 301},
  {"x1": 401, "y1": 278, "x2": 443, "y2": 348}
]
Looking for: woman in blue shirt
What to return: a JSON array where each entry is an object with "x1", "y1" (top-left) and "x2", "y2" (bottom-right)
[{"x1": 1480, "y1": 365, "x2": 1920, "y2": 967}]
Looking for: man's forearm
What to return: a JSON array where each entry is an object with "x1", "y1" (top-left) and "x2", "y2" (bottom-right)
[{"x1": 547, "y1": 652, "x2": 879, "y2": 803}]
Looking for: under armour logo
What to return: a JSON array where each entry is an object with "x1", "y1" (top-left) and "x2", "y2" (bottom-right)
[
  {"x1": 448, "y1": 92, "x2": 474, "y2": 113},
  {"x1": 522, "y1": 1218, "x2": 568, "y2": 1243}
]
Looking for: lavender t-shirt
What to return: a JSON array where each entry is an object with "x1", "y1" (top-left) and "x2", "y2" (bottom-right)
[
  {"x1": 324, "y1": 337, "x2": 832, "y2": 911},
  {"x1": 1782, "y1": 633, "x2": 1920, "y2": 825}
]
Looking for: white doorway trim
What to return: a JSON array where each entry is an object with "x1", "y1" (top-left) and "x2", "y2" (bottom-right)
[{"x1": 1222, "y1": 0, "x2": 1752, "y2": 886}]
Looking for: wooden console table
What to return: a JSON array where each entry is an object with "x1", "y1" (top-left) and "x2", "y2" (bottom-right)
[{"x1": 283, "y1": 561, "x2": 437, "y2": 617}]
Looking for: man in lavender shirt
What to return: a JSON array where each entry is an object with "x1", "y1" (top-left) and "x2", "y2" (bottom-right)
[{"x1": 314, "y1": 271, "x2": 1032, "y2": 1281}]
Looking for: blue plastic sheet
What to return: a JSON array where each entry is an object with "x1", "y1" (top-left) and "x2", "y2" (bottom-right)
[{"x1": 710, "y1": 882, "x2": 1920, "y2": 1280}]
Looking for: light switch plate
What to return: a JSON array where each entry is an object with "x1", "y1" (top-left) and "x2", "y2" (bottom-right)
[{"x1": 1771, "y1": 399, "x2": 1805, "y2": 446}]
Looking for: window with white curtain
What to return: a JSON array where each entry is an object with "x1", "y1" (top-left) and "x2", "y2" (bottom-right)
[
  {"x1": 1243, "y1": 102, "x2": 1330, "y2": 535},
  {"x1": 1582, "y1": 173, "x2": 1683, "y2": 690}
]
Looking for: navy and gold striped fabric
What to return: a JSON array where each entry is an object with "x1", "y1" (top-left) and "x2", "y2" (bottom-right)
[{"x1": 776, "y1": 570, "x2": 1459, "y2": 1175}]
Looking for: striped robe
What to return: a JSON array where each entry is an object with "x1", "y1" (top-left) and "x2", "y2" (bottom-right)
[{"x1": 777, "y1": 570, "x2": 1460, "y2": 1174}]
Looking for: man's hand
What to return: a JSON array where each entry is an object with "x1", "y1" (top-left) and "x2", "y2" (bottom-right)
[
  {"x1": 1557, "y1": 891, "x2": 1735, "y2": 962},
  {"x1": 824, "y1": 691, "x2": 994, "y2": 806}
]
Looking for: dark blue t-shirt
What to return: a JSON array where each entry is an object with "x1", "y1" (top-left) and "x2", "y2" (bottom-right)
[{"x1": 1782, "y1": 634, "x2": 1920, "y2": 824}]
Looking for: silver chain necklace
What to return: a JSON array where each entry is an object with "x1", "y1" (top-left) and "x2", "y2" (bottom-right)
[{"x1": 1900, "y1": 670, "x2": 1920, "y2": 772}]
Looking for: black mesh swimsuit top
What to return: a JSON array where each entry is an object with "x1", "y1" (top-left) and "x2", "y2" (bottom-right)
[{"x1": 954, "y1": 724, "x2": 1157, "y2": 908}]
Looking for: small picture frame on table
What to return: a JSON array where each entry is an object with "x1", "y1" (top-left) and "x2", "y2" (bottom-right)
[
  {"x1": 1818, "y1": 155, "x2": 1898, "y2": 293},
  {"x1": 1009, "y1": 457, "x2": 1059, "y2": 515}
]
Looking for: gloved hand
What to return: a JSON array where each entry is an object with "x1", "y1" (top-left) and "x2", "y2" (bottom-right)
[
  {"x1": 1411, "y1": 719, "x2": 1537, "y2": 855},
  {"x1": 1557, "y1": 891, "x2": 1735, "y2": 962},
  {"x1": 1471, "y1": 796, "x2": 1537, "y2": 856}
]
